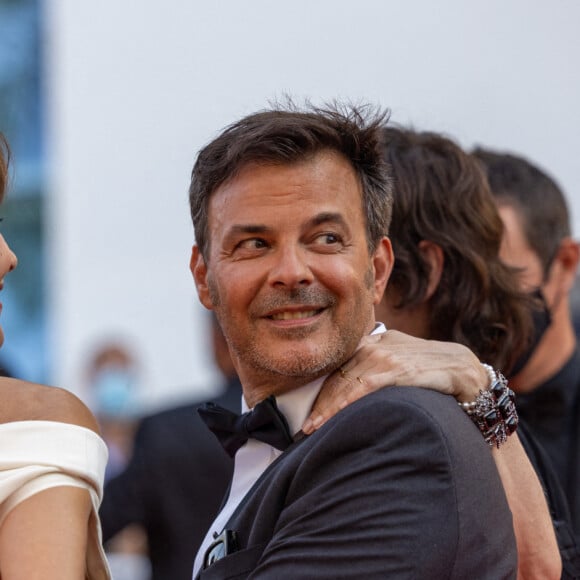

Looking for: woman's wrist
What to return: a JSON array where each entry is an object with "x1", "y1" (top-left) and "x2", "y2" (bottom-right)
[
  {"x1": 458, "y1": 364, "x2": 519, "y2": 448},
  {"x1": 451, "y1": 345, "x2": 488, "y2": 403}
]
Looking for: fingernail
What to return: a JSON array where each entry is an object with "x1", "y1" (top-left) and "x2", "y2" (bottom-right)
[{"x1": 303, "y1": 415, "x2": 324, "y2": 433}]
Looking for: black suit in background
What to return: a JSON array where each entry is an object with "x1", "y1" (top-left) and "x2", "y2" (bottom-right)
[
  {"x1": 198, "y1": 387, "x2": 517, "y2": 579},
  {"x1": 517, "y1": 421, "x2": 580, "y2": 578},
  {"x1": 516, "y1": 347, "x2": 580, "y2": 545},
  {"x1": 100, "y1": 379, "x2": 241, "y2": 580}
]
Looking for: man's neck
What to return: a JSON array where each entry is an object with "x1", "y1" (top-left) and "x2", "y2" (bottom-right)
[
  {"x1": 511, "y1": 302, "x2": 577, "y2": 393},
  {"x1": 241, "y1": 370, "x2": 327, "y2": 409}
]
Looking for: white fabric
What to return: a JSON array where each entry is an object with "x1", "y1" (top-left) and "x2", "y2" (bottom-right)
[
  {"x1": 193, "y1": 324, "x2": 386, "y2": 577},
  {"x1": 0, "y1": 420, "x2": 111, "y2": 579}
]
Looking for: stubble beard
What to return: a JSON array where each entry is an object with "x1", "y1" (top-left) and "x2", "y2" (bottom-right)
[
  {"x1": 207, "y1": 266, "x2": 375, "y2": 383},
  {"x1": 242, "y1": 325, "x2": 358, "y2": 381}
]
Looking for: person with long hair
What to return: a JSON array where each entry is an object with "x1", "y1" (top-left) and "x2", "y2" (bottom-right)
[{"x1": 0, "y1": 134, "x2": 110, "y2": 579}]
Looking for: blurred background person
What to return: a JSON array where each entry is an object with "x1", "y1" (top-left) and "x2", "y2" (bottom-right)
[
  {"x1": 473, "y1": 148, "x2": 580, "y2": 545},
  {"x1": 83, "y1": 339, "x2": 149, "y2": 579},
  {"x1": 85, "y1": 340, "x2": 142, "y2": 481}
]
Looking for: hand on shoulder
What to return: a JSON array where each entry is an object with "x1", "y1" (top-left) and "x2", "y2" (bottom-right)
[
  {"x1": 0, "y1": 377, "x2": 99, "y2": 433},
  {"x1": 303, "y1": 331, "x2": 487, "y2": 434}
]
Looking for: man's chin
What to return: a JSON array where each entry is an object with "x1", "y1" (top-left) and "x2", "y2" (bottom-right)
[{"x1": 254, "y1": 345, "x2": 340, "y2": 380}]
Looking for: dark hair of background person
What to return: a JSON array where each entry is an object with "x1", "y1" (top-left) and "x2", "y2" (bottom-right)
[
  {"x1": 382, "y1": 126, "x2": 533, "y2": 373},
  {"x1": 189, "y1": 102, "x2": 393, "y2": 259},
  {"x1": 472, "y1": 148, "x2": 571, "y2": 277}
]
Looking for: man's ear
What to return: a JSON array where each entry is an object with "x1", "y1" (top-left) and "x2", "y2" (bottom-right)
[
  {"x1": 546, "y1": 237, "x2": 580, "y2": 295},
  {"x1": 371, "y1": 237, "x2": 394, "y2": 305},
  {"x1": 418, "y1": 240, "x2": 444, "y2": 301},
  {"x1": 190, "y1": 245, "x2": 213, "y2": 310}
]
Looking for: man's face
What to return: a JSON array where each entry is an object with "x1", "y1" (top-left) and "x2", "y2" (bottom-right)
[
  {"x1": 191, "y1": 151, "x2": 392, "y2": 394},
  {"x1": 498, "y1": 203, "x2": 545, "y2": 290}
]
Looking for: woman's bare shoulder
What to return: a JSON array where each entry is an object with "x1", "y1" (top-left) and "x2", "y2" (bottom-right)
[{"x1": 0, "y1": 378, "x2": 100, "y2": 433}]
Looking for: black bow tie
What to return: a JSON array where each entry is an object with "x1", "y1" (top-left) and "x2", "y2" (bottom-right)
[{"x1": 197, "y1": 395, "x2": 294, "y2": 457}]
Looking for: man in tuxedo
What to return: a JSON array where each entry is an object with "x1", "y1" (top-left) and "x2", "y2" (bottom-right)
[
  {"x1": 188, "y1": 103, "x2": 517, "y2": 578},
  {"x1": 100, "y1": 316, "x2": 241, "y2": 580}
]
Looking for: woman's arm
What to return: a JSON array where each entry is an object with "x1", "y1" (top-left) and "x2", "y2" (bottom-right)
[
  {"x1": 304, "y1": 330, "x2": 561, "y2": 580},
  {"x1": 0, "y1": 486, "x2": 92, "y2": 580},
  {"x1": 0, "y1": 379, "x2": 108, "y2": 580},
  {"x1": 494, "y1": 434, "x2": 562, "y2": 580}
]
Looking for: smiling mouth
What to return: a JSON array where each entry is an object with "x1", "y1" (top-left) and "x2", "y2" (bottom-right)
[{"x1": 268, "y1": 309, "x2": 322, "y2": 321}]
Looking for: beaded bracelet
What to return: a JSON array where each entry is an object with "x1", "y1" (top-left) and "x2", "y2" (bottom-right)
[{"x1": 458, "y1": 363, "x2": 519, "y2": 448}]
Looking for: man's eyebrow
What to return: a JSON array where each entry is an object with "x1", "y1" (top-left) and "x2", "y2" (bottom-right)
[
  {"x1": 224, "y1": 213, "x2": 347, "y2": 240},
  {"x1": 225, "y1": 224, "x2": 271, "y2": 238},
  {"x1": 308, "y1": 212, "x2": 348, "y2": 229}
]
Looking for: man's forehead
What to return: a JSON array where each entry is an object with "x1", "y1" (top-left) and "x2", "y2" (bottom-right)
[
  {"x1": 212, "y1": 149, "x2": 355, "y2": 191},
  {"x1": 498, "y1": 204, "x2": 531, "y2": 251},
  {"x1": 205, "y1": 155, "x2": 366, "y2": 246}
]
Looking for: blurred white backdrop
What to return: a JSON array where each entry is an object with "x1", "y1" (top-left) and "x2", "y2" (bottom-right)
[{"x1": 43, "y1": 0, "x2": 580, "y2": 411}]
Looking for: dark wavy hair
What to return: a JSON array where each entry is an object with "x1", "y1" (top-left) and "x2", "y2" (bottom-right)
[
  {"x1": 382, "y1": 126, "x2": 533, "y2": 373},
  {"x1": 189, "y1": 102, "x2": 392, "y2": 259},
  {"x1": 0, "y1": 134, "x2": 9, "y2": 203}
]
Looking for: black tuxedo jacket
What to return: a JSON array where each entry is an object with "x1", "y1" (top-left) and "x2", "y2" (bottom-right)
[
  {"x1": 100, "y1": 380, "x2": 241, "y2": 580},
  {"x1": 198, "y1": 387, "x2": 517, "y2": 579}
]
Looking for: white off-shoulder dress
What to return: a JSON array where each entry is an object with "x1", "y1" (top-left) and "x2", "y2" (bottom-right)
[{"x1": 0, "y1": 420, "x2": 111, "y2": 579}]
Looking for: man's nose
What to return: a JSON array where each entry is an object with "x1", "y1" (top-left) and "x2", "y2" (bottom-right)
[{"x1": 268, "y1": 246, "x2": 313, "y2": 288}]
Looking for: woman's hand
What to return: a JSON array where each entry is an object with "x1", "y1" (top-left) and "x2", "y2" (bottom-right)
[{"x1": 302, "y1": 330, "x2": 488, "y2": 434}]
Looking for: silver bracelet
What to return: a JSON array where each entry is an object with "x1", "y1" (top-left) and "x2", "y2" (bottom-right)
[{"x1": 458, "y1": 363, "x2": 519, "y2": 448}]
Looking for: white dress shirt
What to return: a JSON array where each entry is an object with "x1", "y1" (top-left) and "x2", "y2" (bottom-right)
[{"x1": 192, "y1": 323, "x2": 386, "y2": 577}]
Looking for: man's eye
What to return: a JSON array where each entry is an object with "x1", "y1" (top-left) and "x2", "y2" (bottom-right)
[
  {"x1": 314, "y1": 233, "x2": 341, "y2": 245},
  {"x1": 237, "y1": 238, "x2": 268, "y2": 250}
]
